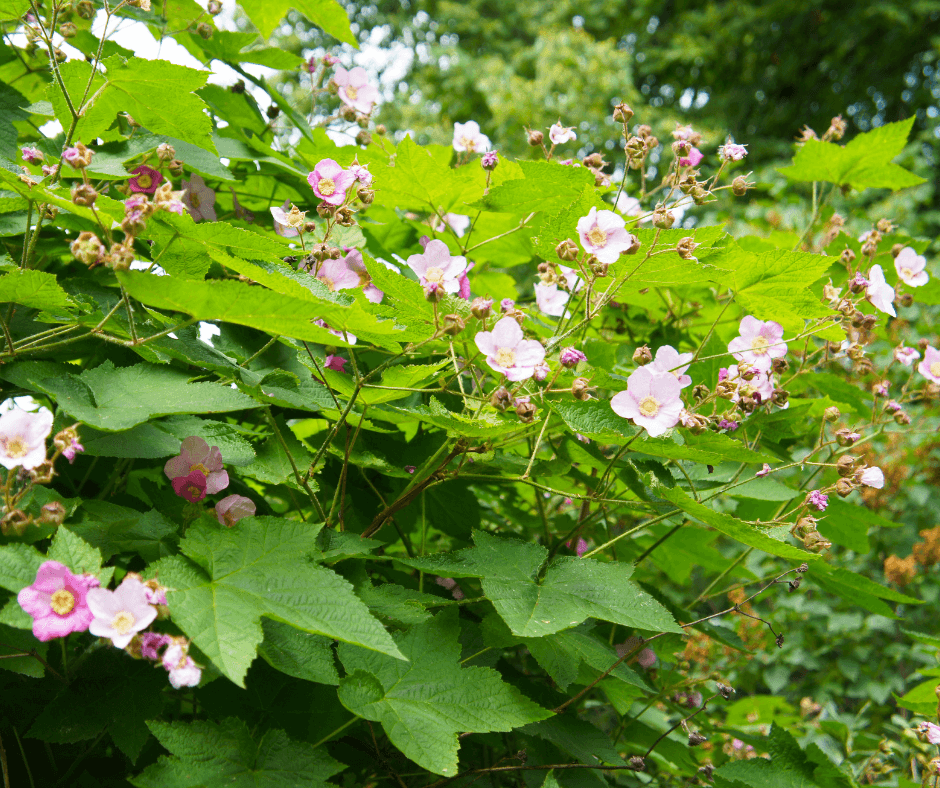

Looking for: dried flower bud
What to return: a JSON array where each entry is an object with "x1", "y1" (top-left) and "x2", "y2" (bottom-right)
[
  {"x1": 317, "y1": 203, "x2": 336, "y2": 219},
  {"x1": 629, "y1": 756, "x2": 646, "y2": 772},
  {"x1": 771, "y1": 388, "x2": 789, "y2": 407},
  {"x1": 442, "y1": 314, "x2": 465, "y2": 336},
  {"x1": 571, "y1": 377, "x2": 592, "y2": 401},
  {"x1": 716, "y1": 682, "x2": 735, "y2": 699},
  {"x1": 0, "y1": 509, "x2": 30, "y2": 537},
  {"x1": 898, "y1": 292, "x2": 914, "y2": 307},
  {"x1": 672, "y1": 139, "x2": 692, "y2": 157},
  {"x1": 652, "y1": 206, "x2": 675, "y2": 229},
  {"x1": 71, "y1": 231, "x2": 106, "y2": 266},
  {"x1": 633, "y1": 345, "x2": 653, "y2": 365},
  {"x1": 59, "y1": 21, "x2": 77, "y2": 38},
  {"x1": 167, "y1": 158, "x2": 184, "y2": 177},
  {"x1": 716, "y1": 380, "x2": 737, "y2": 399},
  {"x1": 692, "y1": 384, "x2": 710, "y2": 401},
  {"x1": 836, "y1": 455, "x2": 857, "y2": 477},
  {"x1": 527, "y1": 129, "x2": 544, "y2": 147},
  {"x1": 556, "y1": 238, "x2": 579, "y2": 262},
  {"x1": 515, "y1": 399, "x2": 537, "y2": 423},
  {"x1": 38, "y1": 501, "x2": 67, "y2": 525},
  {"x1": 156, "y1": 143, "x2": 176, "y2": 162},
  {"x1": 29, "y1": 460, "x2": 55, "y2": 485},
  {"x1": 231, "y1": 80, "x2": 246, "y2": 94},
  {"x1": 894, "y1": 409, "x2": 911, "y2": 425},
  {"x1": 688, "y1": 732, "x2": 707, "y2": 747},
  {"x1": 207, "y1": 0, "x2": 222, "y2": 12},
  {"x1": 491, "y1": 387, "x2": 512, "y2": 411},
  {"x1": 108, "y1": 242, "x2": 134, "y2": 271},
  {"x1": 835, "y1": 478, "x2": 856, "y2": 497},
  {"x1": 738, "y1": 396, "x2": 758, "y2": 414},
  {"x1": 76, "y1": 0, "x2": 95, "y2": 18},
  {"x1": 676, "y1": 237, "x2": 700, "y2": 261},
  {"x1": 789, "y1": 577, "x2": 802, "y2": 592},
  {"x1": 470, "y1": 297, "x2": 493, "y2": 320},
  {"x1": 803, "y1": 530, "x2": 831, "y2": 552},
  {"x1": 196, "y1": 21, "x2": 212, "y2": 39},
  {"x1": 356, "y1": 186, "x2": 375, "y2": 204},
  {"x1": 839, "y1": 248, "x2": 856, "y2": 267},
  {"x1": 613, "y1": 103, "x2": 634, "y2": 123}
]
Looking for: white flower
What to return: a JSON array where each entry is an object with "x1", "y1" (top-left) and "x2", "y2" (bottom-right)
[
  {"x1": 452, "y1": 121, "x2": 490, "y2": 153},
  {"x1": 549, "y1": 122, "x2": 577, "y2": 145}
]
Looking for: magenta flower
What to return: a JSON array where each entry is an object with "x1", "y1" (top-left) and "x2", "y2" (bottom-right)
[
  {"x1": 576, "y1": 207, "x2": 637, "y2": 264},
  {"x1": 611, "y1": 367, "x2": 684, "y2": 437},
  {"x1": 314, "y1": 256, "x2": 361, "y2": 292},
  {"x1": 649, "y1": 345, "x2": 694, "y2": 388},
  {"x1": 86, "y1": 576, "x2": 157, "y2": 649},
  {"x1": 21, "y1": 146, "x2": 43, "y2": 164},
  {"x1": 549, "y1": 122, "x2": 577, "y2": 145},
  {"x1": 918, "y1": 346, "x2": 940, "y2": 383},
  {"x1": 128, "y1": 165, "x2": 164, "y2": 195},
  {"x1": 727, "y1": 316, "x2": 787, "y2": 373},
  {"x1": 215, "y1": 494, "x2": 256, "y2": 527},
  {"x1": 0, "y1": 407, "x2": 53, "y2": 470},
  {"x1": 756, "y1": 463, "x2": 771, "y2": 477},
  {"x1": 165, "y1": 435, "x2": 229, "y2": 494},
  {"x1": 866, "y1": 265, "x2": 896, "y2": 317},
  {"x1": 807, "y1": 490, "x2": 829, "y2": 512},
  {"x1": 333, "y1": 65, "x2": 380, "y2": 114},
  {"x1": 140, "y1": 631, "x2": 171, "y2": 660},
  {"x1": 894, "y1": 346, "x2": 920, "y2": 366},
  {"x1": 452, "y1": 121, "x2": 491, "y2": 153},
  {"x1": 270, "y1": 200, "x2": 300, "y2": 238},
  {"x1": 481, "y1": 151, "x2": 499, "y2": 170},
  {"x1": 41, "y1": 164, "x2": 55, "y2": 176},
  {"x1": 325, "y1": 355, "x2": 348, "y2": 372},
  {"x1": 500, "y1": 298, "x2": 516, "y2": 312},
  {"x1": 894, "y1": 247, "x2": 929, "y2": 287},
  {"x1": 62, "y1": 435, "x2": 84, "y2": 463},
  {"x1": 679, "y1": 147, "x2": 704, "y2": 167},
  {"x1": 719, "y1": 418, "x2": 738, "y2": 431},
  {"x1": 307, "y1": 159, "x2": 356, "y2": 206},
  {"x1": 17, "y1": 561, "x2": 98, "y2": 642},
  {"x1": 181, "y1": 174, "x2": 217, "y2": 222},
  {"x1": 719, "y1": 143, "x2": 748, "y2": 161},
  {"x1": 62, "y1": 146, "x2": 86, "y2": 168},
  {"x1": 474, "y1": 317, "x2": 546, "y2": 381},
  {"x1": 172, "y1": 471, "x2": 208, "y2": 503},
  {"x1": 560, "y1": 347, "x2": 587, "y2": 368},
  {"x1": 857, "y1": 466, "x2": 884, "y2": 488},
  {"x1": 535, "y1": 283, "x2": 569, "y2": 317},
  {"x1": 406, "y1": 239, "x2": 467, "y2": 295}
]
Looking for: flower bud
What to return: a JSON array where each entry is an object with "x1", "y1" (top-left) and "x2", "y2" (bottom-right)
[
  {"x1": 491, "y1": 387, "x2": 512, "y2": 411},
  {"x1": 560, "y1": 347, "x2": 587, "y2": 368},
  {"x1": 732, "y1": 176, "x2": 748, "y2": 196},
  {"x1": 571, "y1": 377, "x2": 591, "y2": 401},
  {"x1": 167, "y1": 159, "x2": 184, "y2": 177},
  {"x1": 613, "y1": 103, "x2": 634, "y2": 123},
  {"x1": 108, "y1": 243, "x2": 134, "y2": 271},
  {"x1": 156, "y1": 143, "x2": 176, "y2": 161},
  {"x1": 38, "y1": 501, "x2": 66, "y2": 525},
  {"x1": 861, "y1": 239, "x2": 877, "y2": 258},
  {"x1": 71, "y1": 231, "x2": 106, "y2": 266},
  {"x1": 442, "y1": 314, "x2": 465, "y2": 336},
  {"x1": 356, "y1": 130, "x2": 372, "y2": 146},
  {"x1": 29, "y1": 460, "x2": 55, "y2": 484},
  {"x1": 688, "y1": 732, "x2": 707, "y2": 747},
  {"x1": 303, "y1": 221, "x2": 318, "y2": 234},
  {"x1": 341, "y1": 105, "x2": 357, "y2": 122},
  {"x1": 676, "y1": 236, "x2": 699, "y2": 261},
  {"x1": 625, "y1": 234, "x2": 642, "y2": 255},
  {"x1": 515, "y1": 400, "x2": 537, "y2": 423},
  {"x1": 672, "y1": 139, "x2": 692, "y2": 157},
  {"x1": 77, "y1": 0, "x2": 95, "y2": 18},
  {"x1": 894, "y1": 409, "x2": 912, "y2": 425},
  {"x1": 738, "y1": 396, "x2": 758, "y2": 413},
  {"x1": 899, "y1": 292, "x2": 914, "y2": 307},
  {"x1": 527, "y1": 129, "x2": 544, "y2": 147},
  {"x1": 317, "y1": 203, "x2": 336, "y2": 219},
  {"x1": 824, "y1": 405, "x2": 840, "y2": 422},
  {"x1": 835, "y1": 478, "x2": 856, "y2": 497},
  {"x1": 556, "y1": 238, "x2": 579, "y2": 262},
  {"x1": 876, "y1": 218, "x2": 894, "y2": 234},
  {"x1": 60, "y1": 21, "x2": 77, "y2": 38},
  {"x1": 836, "y1": 455, "x2": 857, "y2": 477},
  {"x1": 633, "y1": 345, "x2": 653, "y2": 365},
  {"x1": 716, "y1": 380, "x2": 737, "y2": 399},
  {"x1": 771, "y1": 356, "x2": 789, "y2": 374},
  {"x1": 840, "y1": 248, "x2": 856, "y2": 266},
  {"x1": 231, "y1": 80, "x2": 246, "y2": 94},
  {"x1": 357, "y1": 186, "x2": 375, "y2": 204},
  {"x1": 771, "y1": 388, "x2": 789, "y2": 407},
  {"x1": 692, "y1": 384, "x2": 710, "y2": 401},
  {"x1": 803, "y1": 530, "x2": 831, "y2": 552},
  {"x1": 196, "y1": 22, "x2": 213, "y2": 39},
  {"x1": 652, "y1": 206, "x2": 675, "y2": 229},
  {"x1": 208, "y1": 0, "x2": 222, "y2": 12},
  {"x1": 375, "y1": 124, "x2": 387, "y2": 135},
  {"x1": 0, "y1": 509, "x2": 30, "y2": 537},
  {"x1": 481, "y1": 151, "x2": 499, "y2": 171},
  {"x1": 470, "y1": 297, "x2": 493, "y2": 320}
]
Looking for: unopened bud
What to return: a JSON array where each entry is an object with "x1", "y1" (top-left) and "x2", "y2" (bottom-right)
[
  {"x1": 357, "y1": 186, "x2": 375, "y2": 204},
  {"x1": 76, "y1": 0, "x2": 94, "y2": 18},
  {"x1": 491, "y1": 387, "x2": 512, "y2": 411},
  {"x1": 317, "y1": 203, "x2": 336, "y2": 219},
  {"x1": 341, "y1": 106, "x2": 357, "y2": 122},
  {"x1": 167, "y1": 159, "x2": 184, "y2": 177},
  {"x1": 629, "y1": 756, "x2": 646, "y2": 772},
  {"x1": 527, "y1": 129, "x2": 543, "y2": 147},
  {"x1": 688, "y1": 732, "x2": 707, "y2": 747},
  {"x1": 824, "y1": 405, "x2": 840, "y2": 422},
  {"x1": 59, "y1": 21, "x2": 77, "y2": 38},
  {"x1": 716, "y1": 682, "x2": 735, "y2": 699},
  {"x1": 571, "y1": 377, "x2": 591, "y2": 401},
  {"x1": 38, "y1": 501, "x2": 66, "y2": 525},
  {"x1": 356, "y1": 130, "x2": 372, "y2": 146},
  {"x1": 633, "y1": 346, "x2": 653, "y2": 365},
  {"x1": 556, "y1": 238, "x2": 579, "y2": 262},
  {"x1": 515, "y1": 400, "x2": 537, "y2": 423},
  {"x1": 803, "y1": 530, "x2": 831, "y2": 552},
  {"x1": 375, "y1": 124, "x2": 387, "y2": 135},
  {"x1": 207, "y1": 0, "x2": 222, "y2": 12},
  {"x1": 652, "y1": 206, "x2": 675, "y2": 229},
  {"x1": 196, "y1": 22, "x2": 212, "y2": 39},
  {"x1": 732, "y1": 176, "x2": 748, "y2": 196},
  {"x1": 894, "y1": 409, "x2": 911, "y2": 425},
  {"x1": 835, "y1": 478, "x2": 856, "y2": 497},
  {"x1": 442, "y1": 314, "x2": 464, "y2": 336},
  {"x1": 470, "y1": 297, "x2": 493, "y2": 320},
  {"x1": 836, "y1": 455, "x2": 857, "y2": 477},
  {"x1": 840, "y1": 248, "x2": 856, "y2": 266},
  {"x1": 156, "y1": 143, "x2": 176, "y2": 162},
  {"x1": 29, "y1": 460, "x2": 55, "y2": 485},
  {"x1": 899, "y1": 292, "x2": 914, "y2": 307},
  {"x1": 771, "y1": 356, "x2": 789, "y2": 374},
  {"x1": 676, "y1": 236, "x2": 699, "y2": 260},
  {"x1": 613, "y1": 103, "x2": 634, "y2": 123}
]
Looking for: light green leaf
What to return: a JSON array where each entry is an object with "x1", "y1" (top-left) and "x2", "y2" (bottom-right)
[
  {"x1": 47, "y1": 527, "x2": 112, "y2": 586},
  {"x1": 338, "y1": 609, "x2": 551, "y2": 776},
  {"x1": 550, "y1": 399, "x2": 637, "y2": 443},
  {"x1": 0, "y1": 0, "x2": 28, "y2": 21},
  {"x1": 0, "y1": 542, "x2": 43, "y2": 593},
  {"x1": 481, "y1": 160, "x2": 595, "y2": 214},
  {"x1": 239, "y1": 0, "x2": 355, "y2": 44},
  {"x1": 0, "y1": 82, "x2": 28, "y2": 162},
  {"x1": 0, "y1": 269, "x2": 72, "y2": 312},
  {"x1": 636, "y1": 432, "x2": 773, "y2": 465},
  {"x1": 378, "y1": 397, "x2": 519, "y2": 438},
  {"x1": 376, "y1": 136, "x2": 481, "y2": 212},
  {"x1": 155, "y1": 516, "x2": 405, "y2": 686}
]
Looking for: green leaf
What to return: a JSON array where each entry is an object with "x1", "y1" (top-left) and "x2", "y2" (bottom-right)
[
  {"x1": 69, "y1": 503, "x2": 178, "y2": 562},
  {"x1": 481, "y1": 161, "x2": 595, "y2": 214},
  {"x1": 338, "y1": 609, "x2": 551, "y2": 776},
  {"x1": 131, "y1": 718, "x2": 346, "y2": 788},
  {"x1": 398, "y1": 530, "x2": 682, "y2": 637},
  {"x1": 376, "y1": 136, "x2": 481, "y2": 213},
  {"x1": 0, "y1": 360, "x2": 260, "y2": 432},
  {"x1": 155, "y1": 516, "x2": 405, "y2": 686},
  {"x1": 550, "y1": 399, "x2": 637, "y2": 443},
  {"x1": 0, "y1": 82, "x2": 28, "y2": 162},
  {"x1": 522, "y1": 716, "x2": 626, "y2": 766},
  {"x1": 0, "y1": 0, "x2": 28, "y2": 21},
  {"x1": 238, "y1": 0, "x2": 355, "y2": 44},
  {"x1": 636, "y1": 432, "x2": 773, "y2": 465},
  {"x1": 0, "y1": 269, "x2": 73, "y2": 312},
  {"x1": 47, "y1": 527, "x2": 112, "y2": 586},
  {"x1": 378, "y1": 397, "x2": 519, "y2": 438},
  {"x1": 0, "y1": 623, "x2": 49, "y2": 678},
  {"x1": 257, "y1": 618, "x2": 339, "y2": 685},
  {"x1": 0, "y1": 542, "x2": 43, "y2": 593},
  {"x1": 779, "y1": 117, "x2": 925, "y2": 191}
]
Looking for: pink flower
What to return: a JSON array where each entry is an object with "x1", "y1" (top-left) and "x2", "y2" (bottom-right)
[
  {"x1": 333, "y1": 65, "x2": 380, "y2": 114},
  {"x1": 21, "y1": 146, "x2": 43, "y2": 164},
  {"x1": 919, "y1": 722, "x2": 940, "y2": 745},
  {"x1": 431, "y1": 213, "x2": 471, "y2": 237},
  {"x1": 533, "y1": 361, "x2": 550, "y2": 380},
  {"x1": 169, "y1": 655, "x2": 202, "y2": 688},
  {"x1": 611, "y1": 367, "x2": 684, "y2": 437},
  {"x1": 181, "y1": 174, "x2": 217, "y2": 222},
  {"x1": 343, "y1": 249, "x2": 384, "y2": 303},
  {"x1": 270, "y1": 200, "x2": 300, "y2": 237},
  {"x1": 308, "y1": 159, "x2": 357, "y2": 206},
  {"x1": 405, "y1": 465, "x2": 416, "y2": 474},
  {"x1": 129, "y1": 165, "x2": 163, "y2": 195},
  {"x1": 215, "y1": 494, "x2": 256, "y2": 527},
  {"x1": 86, "y1": 576, "x2": 158, "y2": 649},
  {"x1": 549, "y1": 122, "x2": 577, "y2": 145},
  {"x1": 474, "y1": 317, "x2": 546, "y2": 381},
  {"x1": 481, "y1": 151, "x2": 499, "y2": 170},
  {"x1": 314, "y1": 256, "x2": 361, "y2": 292},
  {"x1": 918, "y1": 346, "x2": 940, "y2": 383},
  {"x1": 314, "y1": 319, "x2": 356, "y2": 346},
  {"x1": 535, "y1": 283, "x2": 569, "y2": 317},
  {"x1": 62, "y1": 146, "x2": 87, "y2": 168},
  {"x1": 894, "y1": 247, "x2": 929, "y2": 287},
  {"x1": 406, "y1": 239, "x2": 467, "y2": 294},
  {"x1": 172, "y1": 471, "x2": 208, "y2": 503},
  {"x1": 866, "y1": 264, "x2": 896, "y2": 317},
  {"x1": 638, "y1": 648, "x2": 657, "y2": 668},
  {"x1": 679, "y1": 147, "x2": 704, "y2": 167},
  {"x1": 719, "y1": 418, "x2": 738, "y2": 431},
  {"x1": 720, "y1": 143, "x2": 748, "y2": 161},
  {"x1": 560, "y1": 347, "x2": 587, "y2": 368},
  {"x1": 727, "y1": 364, "x2": 775, "y2": 406},
  {"x1": 452, "y1": 121, "x2": 491, "y2": 153},
  {"x1": 649, "y1": 345, "x2": 694, "y2": 388},
  {"x1": 17, "y1": 561, "x2": 98, "y2": 642},
  {"x1": 576, "y1": 207, "x2": 637, "y2": 264},
  {"x1": 807, "y1": 490, "x2": 828, "y2": 511},
  {"x1": 140, "y1": 632, "x2": 171, "y2": 660},
  {"x1": 857, "y1": 466, "x2": 884, "y2": 488},
  {"x1": 0, "y1": 407, "x2": 53, "y2": 470},
  {"x1": 165, "y1": 436, "x2": 229, "y2": 494},
  {"x1": 727, "y1": 316, "x2": 787, "y2": 373},
  {"x1": 62, "y1": 436, "x2": 84, "y2": 463},
  {"x1": 350, "y1": 162, "x2": 372, "y2": 185},
  {"x1": 756, "y1": 463, "x2": 771, "y2": 477},
  {"x1": 616, "y1": 193, "x2": 643, "y2": 217},
  {"x1": 673, "y1": 124, "x2": 697, "y2": 141},
  {"x1": 41, "y1": 164, "x2": 55, "y2": 176},
  {"x1": 324, "y1": 355, "x2": 347, "y2": 372},
  {"x1": 500, "y1": 298, "x2": 516, "y2": 312},
  {"x1": 894, "y1": 346, "x2": 920, "y2": 366}
]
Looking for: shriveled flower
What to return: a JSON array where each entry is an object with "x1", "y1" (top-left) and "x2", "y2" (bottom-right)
[
  {"x1": 17, "y1": 561, "x2": 98, "y2": 642},
  {"x1": 728, "y1": 316, "x2": 787, "y2": 373},
  {"x1": 894, "y1": 346, "x2": 920, "y2": 366},
  {"x1": 533, "y1": 361, "x2": 550, "y2": 381},
  {"x1": 139, "y1": 631, "x2": 171, "y2": 660},
  {"x1": 307, "y1": 159, "x2": 356, "y2": 206},
  {"x1": 430, "y1": 213, "x2": 471, "y2": 237},
  {"x1": 0, "y1": 406, "x2": 54, "y2": 470},
  {"x1": 406, "y1": 239, "x2": 467, "y2": 295},
  {"x1": 350, "y1": 161, "x2": 372, "y2": 185},
  {"x1": 333, "y1": 65, "x2": 380, "y2": 114},
  {"x1": 727, "y1": 364, "x2": 775, "y2": 407},
  {"x1": 22, "y1": 146, "x2": 44, "y2": 164},
  {"x1": 679, "y1": 147, "x2": 704, "y2": 167},
  {"x1": 325, "y1": 355, "x2": 347, "y2": 372},
  {"x1": 474, "y1": 317, "x2": 546, "y2": 381},
  {"x1": 86, "y1": 576, "x2": 158, "y2": 649},
  {"x1": 270, "y1": 201, "x2": 300, "y2": 238},
  {"x1": 549, "y1": 122, "x2": 577, "y2": 145},
  {"x1": 807, "y1": 490, "x2": 829, "y2": 511},
  {"x1": 866, "y1": 264, "x2": 896, "y2": 317},
  {"x1": 452, "y1": 121, "x2": 491, "y2": 153},
  {"x1": 611, "y1": 367, "x2": 684, "y2": 438},
  {"x1": 164, "y1": 436, "x2": 229, "y2": 494},
  {"x1": 649, "y1": 345, "x2": 694, "y2": 388},
  {"x1": 756, "y1": 463, "x2": 771, "y2": 477},
  {"x1": 535, "y1": 282, "x2": 570, "y2": 317},
  {"x1": 215, "y1": 494, "x2": 256, "y2": 527},
  {"x1": 894, "y1": 247, "x2": 929, "y2": 287},
  {"x1": 918, "y1": 722, "x2": 940, "y2": 745},
  {"x1": 181, "y1": 174, "x2": 217, "y2": 222},
  {"x1": 560, "y1": 347, "x2": 587, "y2": 368},
  {"x1": 481, "y1": 151, "x2": 499, "y2": 170},
  {"x1": 576, "y1": 207, "x2": 637, "y2": 264},
  {"x1": 719, "y1": 143, "x2": 748, "y2": 161},
  {"x1": 314, "y1": 256, "x2": 360, "y2": 292},
  {"x1": 62, "y1": 435, "x2": 84, "y2": 463},
  {"x1": 128, "y1": 165, "x2": 163, "y2": 195},
  {"x1": 857, "y1": 466, "x2": 884, "y2": 488},
  {"x1": 918, "y1": 346, "x2": 940, "y2": 384},
  {"x1": 719, "y1": 418, "x2": 738, "y2": 431}
]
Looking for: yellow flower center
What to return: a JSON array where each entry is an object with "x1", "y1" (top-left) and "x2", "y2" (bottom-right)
[
  {"x1": 931, "y1": 362, "x2": 940, "y2": 378},
  {"x1": 137, "y1": 173, "x2": 152, "y2": 189},
  {"x1": 50, "y1": 589, "x2": 75, "y2": 616},
  {"x1": 223, "y1": 511, "x2": 237, "y2": 527},
  {"x1": 319, "y1": 276, "x2": 336, "y2": 291},
  {"x1": 346, "y1": 85, "x2": 358, "y2": 100},
  {"x1": 318, "y1": 177, "x2": 336, "y2": 196},
  {"x1": 111, "y1": 610, "x2": 136, "y2": 635},
  {"x1": 460, "y1": 136, "x2": 476, "y2": 152},
  {"x1": 186, "y1": 484, "x2": 202, "y2": 499},
  {"x1": 189, "y1": 462, "x2": 209, "y2": 477},
  {"x1": 3, "y1": 436, "x2": 27, "y2": 458},
  {"x1": 357, "y1": 271, "x2": 371, "y2": 287},
  {"x1": 495, "y1": 348, "x2": 516, "y2": 368},
  {"x1": 588, "y1": 227, "x2": 607, "y2": 247},
  {"x1": 424, "y1": 266, "x2": 445, "y2": 284},
  {"x1": 190, "y1": 191, "x2": 201, "y2": 208},
  {"x1": 638, "y1": 396, "x2": 660, "y2": 417},
  {"x1": 750, "y1": 336, "x2": 770, "y2": 355},
  {"x1": 901, "y1": 267, "x2": 912, "y2": 278}
]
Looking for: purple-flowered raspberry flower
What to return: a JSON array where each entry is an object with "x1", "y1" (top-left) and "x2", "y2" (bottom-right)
[
  {"x1": 17, "y1": 561, "x2": 98, "y2": 642},
  {"x1": 128, "y1": 165, "x2": 163, "y2": 195},
  {"x1": 452, "y1": 121, "x2": 491, "y2": 153},
  {"x1": 140, "y1": 631, "x2": 171, "y2": 660},
  {"x1": 679, "y1": 147, "x2": 704, "y2": 167},
  {"x1": 431, "y1": 213, "x2": 471, "y2": 237},
  {"x1": 270, "y1": 200, "x2": 300, "y2": 238},
  {"x1": 474, "y1": 316, "x2": 546, "y2": 381},
  {"x1": 481, "y1": 151, "x2": 499, "y2": 170},
  {"x1": 857, "y1": 466, "x2": 884, "y2": 488},
  {"x1": 165, "y1": 436, "x2": 229, "y2": 494},
  {"x1": 406, "y1": 239, "x2": 467, "y2": 295},
  {"x1": 807, "y1": 490, "x2": 829, "y2": 511},
  {"x1": 719, "y1": 143, "x2": 748, "y2": 161},
  {"x1": 649, "y1": 345, "x2": 694, "y2": 388},
  {"x1": 560, "y1": 347, "x2": 587, "y2": 368},
  {"x1": 333, "y1": 65, "x2": 380, "y2": 114},
  {"x1": 611, "y1": 367, "x2": 684, "y2": 437},
  {"x1": 533, "y1": 361, "x2": 550, "y2": 381},
  {"x1": 86, "y1": 576, "x2": 158, "y2": 649},
  {"x1": 21, "y1": 146, "x2": 43, "y2": 164},
  {"x1": 576, "y1": 207, "x2": 637, "y2": 264},
  {"x1": 314, "y1": 255, "x2": 361, "y2": 292},
  {"x1": 307, "y1": 159, "x2": 356, "y2": 206},
  {"x1": 727, "y1": 316, "x2": 787, "y2": 373},
  {"x1": 535, "y1": 283, "x2": 569, "y2": 317},
  {"x1": 894, "y1": 346, "x2": 920, "y2": 367},
  {"x1": 350, "y1": 161, "x2": 372, "y2": 185},
  {"x1": 62, "y1": 434, "x2": 84, "y2": 463},
  {"x1": 918, "y1": 722, "x2": 940, "y2": 745},
  {"x1": 172, "y1": 471, "x2": 208, "y2": 503},
  {"x1": 215, "y1": 494, "x2": 256, "y2": 527},
  {"x1": 181, "y1": 174, "x2": 217, "y2": 222},
  {"x1": 344, "y1": 248, "x2": 384, "y2": 303},
  {"x1": 894, "y1": 247, "x2": 929, "y2": 288},
  {"x1": 866, "y1": 264, "x2": 896, "y2": 317},
  {"x1": 756, "y1": 463, "x2": 771, "y2": 477},
  {"x1": 549, "y1": 121, "x2": 577, "y2": 145},
  {"x1": 0, "y1": 406, "x2": 53, "y2": 470},
  {"x1": 919, "y1": 346, "x2": 940, "y2": 383}
]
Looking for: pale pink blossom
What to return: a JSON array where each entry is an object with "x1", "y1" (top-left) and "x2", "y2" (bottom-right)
[
  {"x1": 559, "y1": 265, "x2": 582, "y2": 292},
  {"x1": 894, "y1": 247, "x2": 929, "y2": 287},
  {"x1": 727, "y1": 364, "x2": 775, "y2": 406},
  {"x1": 164, "y1": 436, "x2": 229, "y2": 494},
  {"x1": 452, "y1": 121, "x2": 491, "y2": 153},
  {"x1": 576, "y1": 207, "x2": 637, "y2": 264},
  {"x1": 549, "y1": 122, "x2": 577, "y2": 145},
  {"x1": 672, "y1": 124, "x2": 697, "y2": 141},
  {"x1": 215, "y1": 494, "x2": 256, "y2": 527},
  {"x1": 535, "y1": 283, "x2": 570, "y2": 317},
  {"x1": 866, "y1": 265, "x2": 896, "y2": 317},
  {"x1": 17, "y1": 561, "x2": 98, "y2": 642},
  {"x1": 350, "y1": 162, "x2": 372, "y2": 185},
  {"x1": 474, "y1": 317, "x2": 546, "y2": 381},
  {"x1": 307, "y1": 159, "x2": 356, "y2": 206},
  {"x1": 918, "y1": 346, "x2": 940, "y2": 384},
  {"x1": 333, "y1": 65, "x2": 380, "y2": 114},
  {"x1": 181, "y1": 174, "x2": 217, "y2": 222},
  {"x1": 611, "y1": 367, "x2": 684, "y2": 437},
  {"x1": 406, "y1": 239, "x2": 467, "y2": 295},
  {"x1": 679, "y1": 147, "x2": 704, "y2": 167},
  {"x1": 270, "y1": 200, "x2": 300, "y2": 238},
  {"x1": 894, "y1": 346, "x2": 920, "y2": 366},
  {"x1": 169, "y1": 656, "x2": 203, "y2": 688},
  {"x1": 649, "y1": 345, "x2": 693, "y2": 388},
  {"x1": 533, "y1": 361, "x2": 550, "y2": 380},
  {"x1": 918, "y1": 722, "x2": 940, "y2": 745},
  {"x1": 857, "y1": 466, "x2": 884, "y2": 488},
  {"x1": 481, "y1": 151, "x2": 499, "y2": 170},
  {"x1": 86, "y1": 576, "x2": 157, "y2": 649},
  {"x1": 616, "y1": 193, "x2": 643, "y2": 217},
  {"x1": 345, "y1": 249, "x2": 384, "y2": 303},
  {"x1": 719, "y1": 143, "x2": 748, "y2": 161},
  {"x1": 756, "y1": 463, "x2": 771, "y2": 477},
  {"x1": 431, "y1": 213, "x2": 471, "y2": 237},
  {"x1": 727, "y1": 316, "x2": 786, "y2": 373},
  {"x1": 62, "y1": 435, "x2": 84, "y2": 463},
  {"x1": 0, "y1": 407, "x2": 53, "y2": 470},
  {"x1": 314, "y1": 256, "x2": 360, "y2": 292}
]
